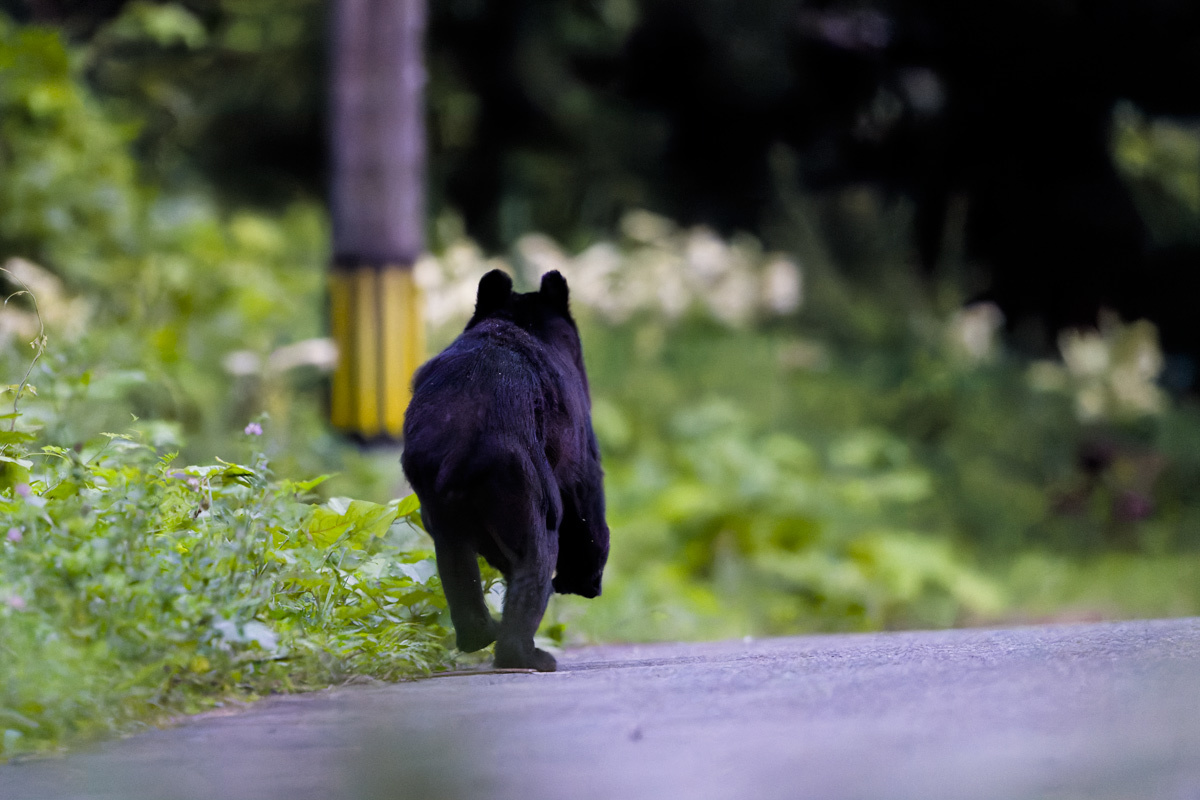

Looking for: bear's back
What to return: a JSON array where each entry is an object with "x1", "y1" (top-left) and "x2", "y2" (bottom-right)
[{"x1": 402, "y1": 317, "x2": 587, "y2": 494}]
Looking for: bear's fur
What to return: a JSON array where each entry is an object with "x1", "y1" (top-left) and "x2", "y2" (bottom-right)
[{"x1": 401, "y1": 270, "x2": 609, "y2": 672}]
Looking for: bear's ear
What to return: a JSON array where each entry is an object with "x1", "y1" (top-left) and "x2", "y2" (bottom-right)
[
  {"x1": 475, "y1": 270, "x2": 513, "y2": 316},
  {"x1": 539, "y1": 271, "x2": 570, "y2": 313}
]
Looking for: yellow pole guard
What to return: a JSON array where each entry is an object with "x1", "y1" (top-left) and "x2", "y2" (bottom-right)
[{"x1": 329, "y1": 266, "x2": 425, "y2": 440}]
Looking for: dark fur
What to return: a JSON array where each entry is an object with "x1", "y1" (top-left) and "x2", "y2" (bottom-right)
[{"x1": 401, "y1": 270, "x2": 609, "y2": 672}]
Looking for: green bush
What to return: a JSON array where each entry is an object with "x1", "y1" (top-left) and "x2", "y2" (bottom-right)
[
  {"x1": 0, "y1": 17, "x2": 402, "y2": 499},
  {"x1": 415, "y1": 235, "x2": 1200, "y2": 641},
  {"x1": 0, "y1": 28, "x2": 463, "y2": 762},
  {"x1": 0, "y1": 363, "x2": 452, "y2": 759}
]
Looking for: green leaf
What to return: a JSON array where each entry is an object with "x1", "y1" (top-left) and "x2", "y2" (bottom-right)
[
  {"x1": 215, "y1": 457, "x2": 256, "y2": 477},
  {"x1": 394, "y1": 561, "x2": 437, "y2": 584},
  {"x1": 0, "y1": 454, "x2": 34, "y2": 469},
  {"x1": 340, "y1": 500, "x2": 400, "y2": 546},
  {"x1": 43, "y1": 480, "x2": 80, "y2": 500},
  {"x1": 108, "y1": 1, "x2": 209, "y2": 49},
  {"x1": 1, "y1": 384, "x2": 36, "y2": 397},
  {"x1": 290, "y1": 474, "x2": 333, "y2": 493},
  {"x1": 307, "y1": 507, "x2": 352, "y2": 548},
  {"x1": 305, "y1": 499, "x2": 400, "y2": 550},
  {"x1": 394, "y1": 493, "x2": 421, "y2": 518},
  {"x1": 214, "y1": 457, "x2": 259, "y2": 486}
]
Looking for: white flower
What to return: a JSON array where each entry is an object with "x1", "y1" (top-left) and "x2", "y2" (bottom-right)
[
  {"x1": 516, "y1": 234, "x2": 568, "y2": 284},
  {"x1": 1051, "y1": 316, "x2": 1168, "y2": 422},
  {"x1": 684, "y1": 228, "x2": 731, "y2": 284},
  {"x1": 222, "y1": 350, "x2": 262, "y2": 377},
  {"x1": 417, "y1": 211, "x2": 810, "y2": 329},
  {"x1": 1060, "y1": 330, "x2": 1110, "y2": 377},
  {"x1": 620, "y1": 210, "x2": 675, "y2": 244},
  {"x1": 761, "y1": 257, "x2": 803, "y2": 314},
  {"x1": 412, "y1": 254, "x2": 445, "y2": 292},
  {"x1": 267, "y1": 338, "x2": 339, "y2": 373},
  {"x1": 948, "y1": 302, "x2": 1004, "y2": 363},
  {"x1": 706, "y1": 270, "x2": 758, "y2": 327}
]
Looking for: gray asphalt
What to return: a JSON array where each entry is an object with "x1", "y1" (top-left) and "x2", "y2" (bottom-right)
[{"x1": 3, "y1": 618, "x2": 1199, "y2": 800}]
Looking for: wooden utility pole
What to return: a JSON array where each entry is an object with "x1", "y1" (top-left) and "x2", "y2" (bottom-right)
[{"x1": 328, "y1": 0, "x2": 426, "y2": 441}]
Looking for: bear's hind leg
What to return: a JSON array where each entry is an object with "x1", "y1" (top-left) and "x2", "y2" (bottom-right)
[
  {"x1": 486, "y1": 503, "x2": 557, "y2": 672},
  {"x1": 425, "y1": 509, "x2": 499, "y2": 653},
  {"x1": 456, "y1": 453, "x2": 557, "y2": 672},
  {"x1": 494, "y1": 561, "x2": 557, "y2": 672}
]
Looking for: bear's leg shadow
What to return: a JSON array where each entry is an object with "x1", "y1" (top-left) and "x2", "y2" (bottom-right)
[{"x1": 423, "y1": 507, "x2": 499, "y2": 654}]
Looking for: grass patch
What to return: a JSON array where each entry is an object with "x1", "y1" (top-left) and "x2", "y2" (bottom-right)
[{"x1": 0, "y1": 411, "x2": 453, "y2": 759}]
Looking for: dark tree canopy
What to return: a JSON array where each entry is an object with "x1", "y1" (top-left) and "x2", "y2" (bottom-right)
[{"x1": 5, "y1": 0, "x2": 1200, "y2": 358}]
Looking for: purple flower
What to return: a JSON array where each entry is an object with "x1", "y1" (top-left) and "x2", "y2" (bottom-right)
[
  {"x1": 186, "y1": 477, "x2": 201, "y2": 489},
  {"x1": 6, "y1": 595, "x2": 25, "y2": 611},
  {"x1": 1114, "y1": 491, "x2": 1154, "y2": 522},
  {"x1": 244, "y1": 422, "x2": 264, "y2": 436},
  {"x1": 14, "y1": 483, "x2": 30, "y2": 498},
  {"x1": 6, "y1": 528, "x2": 21, "y2": 543}
]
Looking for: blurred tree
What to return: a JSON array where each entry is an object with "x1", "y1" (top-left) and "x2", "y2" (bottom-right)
[
  {"x1": 327, "y1": 0, "x2": 426, "y2": 441},
  {"x1": 0, "y1": 0, "x2": 329, "y2": 203},
  {"x1": 1, "y1": 0, "x2": 126, "y2": 33},
  {"x1": 5, "y1": 0, "x2": 1200, "y2": 368}
]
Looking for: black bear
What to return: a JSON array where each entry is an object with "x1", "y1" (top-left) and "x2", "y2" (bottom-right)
[{"x1": 401, "y1": 269, "x2": 609, "y2": 672}]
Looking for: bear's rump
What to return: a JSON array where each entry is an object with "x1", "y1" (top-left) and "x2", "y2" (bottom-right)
[{"x1": 416, "y1": 435, "x2": 561, "y2": 563}]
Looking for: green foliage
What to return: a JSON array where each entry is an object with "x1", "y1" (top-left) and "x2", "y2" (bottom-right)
[
  {"x1": 1112, "y1": 101, "x2": 1200, "y2": 246},
  {"x1": 0, "y1": 23, "x2": 460, "y2": 761},
  {"x1": 0, "y1": 15, "x2": 139, "y2": 274},
  {"x1": 558, "y1": 306, "x2": 1200, "y2": 643},
  {"x1": 578, "y1": 388, "x2": 1004, "y2": 639},
  {"x1": 0, "y1": 370, "x2": 451, "y2": 759},
  {"x1": 3, "y1": 9, "x2": 1200, "y2": 762},
  {"x1": 414, "y1": 221, "x2": 1200, "y2": 645},
  {"x1": 82, "y1": 0, "x2": 325, "y2": 202},
  {"x1": 0, "y1": 18, "x2": 392, "y2": 496},
  {"x1": 559, "y1": 318, "x2": 1002, "y2": 641}
]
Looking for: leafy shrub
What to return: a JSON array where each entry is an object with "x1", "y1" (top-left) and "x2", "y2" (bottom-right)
[
  {"x1": 0, "y1": 261, "x2": 451, "y2": 759},
  {"x1": 0, "y1": 382, "x2": 451, "y2": 759},
  {"x1": 572, "y1": 392, "x2": 1004, "y2": 640},
  {"x1": 0, "y1": 18, "x2": 402, "y2": 500},
  {"x1": 415, "y1": 231, "x2": 1200, "y2": 642}
]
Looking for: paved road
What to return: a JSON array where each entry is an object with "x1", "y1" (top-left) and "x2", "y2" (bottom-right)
[{"x1": 3, "y1": 618, "x2": 1199, "y2": 800}]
